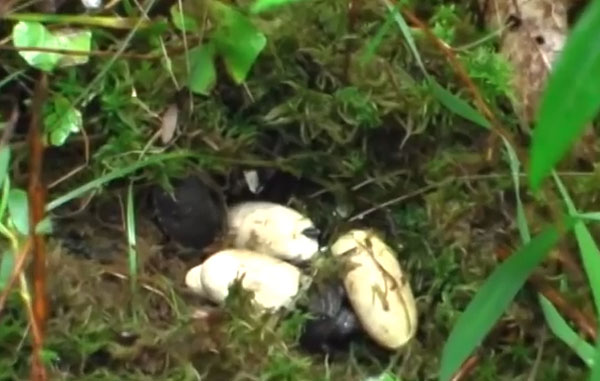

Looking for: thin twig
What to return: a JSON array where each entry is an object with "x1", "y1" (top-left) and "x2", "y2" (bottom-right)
[{"x1": 27, "y1": 71, "x2": 48, "y2": 381}]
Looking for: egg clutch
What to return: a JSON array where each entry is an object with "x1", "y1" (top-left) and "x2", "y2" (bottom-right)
[{"x1": 153, "y1": 176, "x2": 418, "y2": 353}]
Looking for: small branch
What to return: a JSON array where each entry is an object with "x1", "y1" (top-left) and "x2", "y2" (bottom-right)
[
  {"x1": 2, "y1": 12, "x2": 155, "y2": 29},
  {"x1": 27, "y1": 71, "x2": 49, "y2": 381}
]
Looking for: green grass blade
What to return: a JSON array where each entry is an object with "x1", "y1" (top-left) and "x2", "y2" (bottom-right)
[
  {"x1": 250, "y1": 0, "x2": 302, "y2": 14},
  {"x1": 382, "y1": 0, "x2": 426, "y2": 76},
  {"x1": 360, "y1": 4, "x2": 397, "y2": 66},
  {"x1": 126, "y1": 182, "x2": 137, "y2": 292},
  {"x1": 529, "y1": 0, "x2": 600, "y2": 190},
  {"x1": 591, "y1": 344, "x2": 600, "y2": 380},
  {"x1": 429, "y1": 79, "x2": 491, "y2": 130},
  {"x1": 553, "y1": 173, "x2": 600, "y2": 315},
  {"x1": 46, "y1": 151, "x2": 191, "y2": 212},
  {"x1": 439, "y1": 220, "x2": 573, "y2": 381},
  {"x1": 383, "y1": 0, "x2": 493, "y2": 132},
  {"x1": 501, "y1": 137, "x2": 530, "y2": 242},
  {"x1": 574, "y1": 212, "x2": 600, "y2": 222},
  {"x1": 539, "y1": 294, "x2": 595, "y2": 367}
]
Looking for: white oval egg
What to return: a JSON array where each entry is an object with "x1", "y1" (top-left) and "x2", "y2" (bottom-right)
[
  {"x1": 227, "y1": 201, "x2": 320, "y2": 262},
  {"x1": 330, "y1": 229, "x2": 418, "y2": 350},
  {"x1": 185, "y1": 249, "x2": 303, "y2": 310}
]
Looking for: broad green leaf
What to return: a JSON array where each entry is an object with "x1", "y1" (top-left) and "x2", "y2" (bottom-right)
[
  {"x1": 35, "y1": 216, "x2": 53, "y2": 235},
  {"x1": 439, "y1": 220, "x2": 573, "y2": 381},
  {"x1": 170, "y1": 4, "x2": 199, "y2": 32},
  {"x1": 12, "y1": 21, "x2": 91, "y2": 71},
  {"x1": 429, "y1": 79, "x2": 491, "y2": 129},
  {"x1": 53, "y1": 29, "x2": 92, "y2": 67},
  {"x1": 250, "y1": 0, "x2": 302, "y2": 14},
  {"x1": 0, "y1": 250, "x2": 14, "y2": 291},
  {"x1": 529, "y1": 0, "x2": 600, "y2": 190},
  {"x1": 0, "y1": 176, "x2": 9, "y2": 222},
  {"x1": 44, "y1": 95, "x2": 82, "y2": 146},
  {"x1": 187, "y1": 43, "x2": 217, "y2": 95},
  {"x1": 539, "y1": 294, "x2": 595, "y2": 367},
  {"x1": 0, "y1": 147, "x2": 10, "y2": 190},
  {"x1": 12, "y1": 21, "x2": 61, "y2": 72},
  {"x1": 210, "y1": 1, "x2": 266, "y2": 84},
  {"x1": 7, "y1": 188, "x2": 29, "y2": 235}
]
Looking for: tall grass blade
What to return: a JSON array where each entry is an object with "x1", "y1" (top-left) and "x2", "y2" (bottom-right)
[
  {"x1": 529, "y1": 0, "x2": 600, "y2": 190},
  {"x1": 439, "y1": 220, "x2": 573, "y2": 381}
]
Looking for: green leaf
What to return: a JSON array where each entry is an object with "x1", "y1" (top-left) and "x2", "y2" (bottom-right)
[
  {"x1": 210, "y1": 1, "x2": 266, "y2": 84},
  {"x1": 439, "y1": 220, "x2": 573, "y2": 381},
  {"x1": 538, "y1": 294, "x2": 595, "y2": 367},
  {"x1": 0, "y1": 147, "x2": 10, "y2": 190},
  {"x1": 429, "y1": 79, "x2": 491, "y2": 129},
  {"x1": 170, "y1": 4, "x2": 199, "y2": 32},
  {"x1": 43, "y1": 95, "x2": 82, "y2": 146},
  {"x1": 187, "y1": 43, "x2": 217, "y2": 95},
  {"x1": 12, "y1": 21, "x2": 92, "y2": 71},
  {"x1": 8, "y1": 188, "x2": 29, "y2": 235},
  {"x1": 529, "y1": 0, "x2": 600, "y2": 190},
  {"x1": 35, "y1": 217, "x2": 53, "y2": 235},
  {"x1": 591, "y1": 344, "x2": 600, "y2": 381},
  {"x1": 250, "y1": 0, "x2": 302, "y2": 14},
  {"x1": 12, "y1": 21, "x2": 61, "y2": 72},
  {"x1": 53, "y1": 29, "x2": 92, "y2": 67},
  {"x1": 0, "y1": 250, "x2": 15, "y2": 291}
]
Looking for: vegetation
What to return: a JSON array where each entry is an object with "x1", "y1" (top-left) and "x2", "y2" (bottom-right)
[{"x1": 1, "y1": 0, "x2": 600, "y2": 380}]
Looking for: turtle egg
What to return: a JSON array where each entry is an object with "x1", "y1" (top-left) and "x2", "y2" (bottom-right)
[
  {"x1": 331, "y1": 229, "x2": 418, "y2": 350},
  {"x1": 226, "y1": 201, "x2": 320, "y2": 262},
  {"x1": 185, "y1": 249, "x2": 302, "y2": 310}
]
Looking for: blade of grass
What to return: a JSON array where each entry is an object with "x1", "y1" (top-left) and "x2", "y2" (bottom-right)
[
  {"x1": 428, "y1": 80, "x2": 490, "y2": 129},
  {"x1": 591, "y1": 344, "x2": 600, "y2": 380},
  {"x1": 439, "y1": 219, "x2": 574, "y2": 381},
  {"x1": 45, "y1": 151, "x2": 191, "y2": 212},
  {"x1": 381, "y1": 0, "x2": 426, "y2": 76},
  {"x1": 553, "y1": 173, "x2": 600, "y2": 315},
  {"x1": 502, "y1": 137, "x2": 530, "y2": 242},
  {"x1": 360, "y1": 4, "x2": 397, "y2": 66},
  {"x1": 574, "y1": 212, "x2": 600, "y2": 222},
  {"x1": 529, "y1": 0, "x2": 600, "y2": 190},
  {"x1": 539, "y1": 294, "x2": 595, "y2": 367},
  {"x1": 126, "y1": 182, "x2": 137, "y2": 292}
]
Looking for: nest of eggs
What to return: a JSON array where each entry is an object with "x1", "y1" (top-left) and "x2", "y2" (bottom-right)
[{"x1": 152, "y1": 174, "x2": 418, "y2": 355}]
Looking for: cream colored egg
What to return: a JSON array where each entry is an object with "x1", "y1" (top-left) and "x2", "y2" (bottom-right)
[
  {"x1": 185, "y1": 249, "x2": 303, "y2": 310},
  {"x1": 331, "y1": 229, "x2": 417, "y2": 350},
  {"x1": 227, "y1": 201, "x2": 320, "y2": 262}
]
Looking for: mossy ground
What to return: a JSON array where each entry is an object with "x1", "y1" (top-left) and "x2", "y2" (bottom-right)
[{"x1": 1, "y1": 0, "x2": 598, "y2": 380}]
